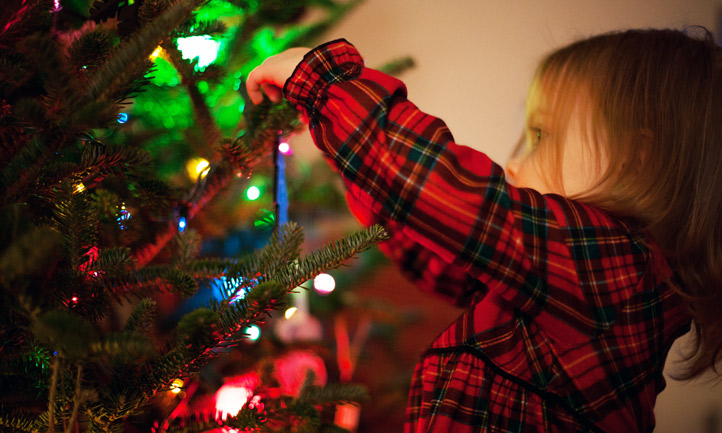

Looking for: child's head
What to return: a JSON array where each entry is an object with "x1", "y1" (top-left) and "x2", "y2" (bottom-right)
[
  {"x1": 510, "y1": 28, "x2": 721, "y2": 220},
  {"x1": 509, "y1": 27, "x2": 722, "y2": 380}
]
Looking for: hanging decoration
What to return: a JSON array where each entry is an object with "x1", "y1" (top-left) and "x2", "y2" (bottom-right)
[{"x1": 273, "y1": 350, "x2": 327, "y2": 398}]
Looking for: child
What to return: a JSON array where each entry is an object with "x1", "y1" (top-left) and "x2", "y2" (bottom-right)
[{"x1": 246, "y1": 28, "x2": 722, "y2": 432}]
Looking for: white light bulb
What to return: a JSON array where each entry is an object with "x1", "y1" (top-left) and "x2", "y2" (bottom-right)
[{"x1": 313, "y1": 273, "x2": 335, "y2": 295}]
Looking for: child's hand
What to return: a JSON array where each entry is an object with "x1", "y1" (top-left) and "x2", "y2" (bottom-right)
[{"x1": 246, "y1": 47, "x2": 310, "y2": 105}]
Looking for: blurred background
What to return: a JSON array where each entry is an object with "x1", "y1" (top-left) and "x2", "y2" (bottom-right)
[{"x1": 287, "y1": 1, "x2": 722, "y2": 432}]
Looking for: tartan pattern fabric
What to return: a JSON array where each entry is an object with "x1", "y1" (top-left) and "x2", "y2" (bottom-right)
[{"x1": 284, "y1": 39, "x2": 691, "y2": 433}]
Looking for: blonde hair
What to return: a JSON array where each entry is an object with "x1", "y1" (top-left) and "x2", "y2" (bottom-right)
[{"x1": 525, "y1": 27, "x2": 722, "y2": 380}]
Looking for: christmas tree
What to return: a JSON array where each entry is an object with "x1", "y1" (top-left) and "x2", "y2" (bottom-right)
[{"x1": 0, "y1": 0, "x2": 402, "y2": 431}]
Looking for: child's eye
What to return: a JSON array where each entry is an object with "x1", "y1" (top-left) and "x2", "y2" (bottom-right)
[{"x1": 528, "y1": 127, "x2": 546, "y2": 146}]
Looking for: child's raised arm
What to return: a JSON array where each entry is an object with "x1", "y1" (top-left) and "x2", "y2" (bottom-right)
[{"x1": 248, "y1": 40, "x2": 667, "y2": 344}]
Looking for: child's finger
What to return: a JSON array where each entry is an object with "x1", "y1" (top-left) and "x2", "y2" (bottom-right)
[
  {"x1": 261, "y1": 83, "x2": 283, "y2": 103},
  {"x1": 246, "y1": 66, "x2": 266, "y2": 105}
]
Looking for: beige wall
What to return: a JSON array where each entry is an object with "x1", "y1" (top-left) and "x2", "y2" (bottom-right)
[{"x1": 297, "y1": 1, "x2": 722, "y2": 431}]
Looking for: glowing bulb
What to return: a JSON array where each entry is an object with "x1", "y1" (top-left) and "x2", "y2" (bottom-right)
[
  {"x1": 313, "y1": 273, "x2": 335, "y2": 295},
  {"x1": 246, "y1": 186, "x2": 260, "y2": 201},
  {"x1": 284, "y1": 307, "x2": 297, "y2": 320},
  {"x1": 244, "y1": 324, "x2": 261, "y2": 341},
  {"x1": 195, "y1": 159, "x2": 209, "y2": 177},
  {"x1": 71, "y1": 296, "x2": 78, "y2": 303},
  {"x1": 117, "y1": 204, "x2": 131, "y2": 229},
  {"x1": 170, "y1": 378, "x2": 184, "y2": 394},
  {"x1": 176, "y1": 36, "x2": 221, "y2": 71},
  {"x1": 149, "y1": 46, "x2": 163, "y2": 60},
  {"x1": 278, "y1": 142, "x2": 292, "y2": 156},
  {"x1": 117, "y1": 113, "x2": 128, "y2": 124},
  {"x1": 178, "y1": 216, "x2": 186, "y2": 232},
  {"x1": 214, "y1": 374, "x2": 258, "y2": 421},
  {"x1": 73, "y1": 182, "x2": 85, "y2": 193},
  {"x1": 185, "y1": 157, "x2": 210, "y2": 180}
]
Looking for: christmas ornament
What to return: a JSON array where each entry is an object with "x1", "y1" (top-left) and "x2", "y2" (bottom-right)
[{"x1": 273, "y1": 350, "x2": 327, "y2": 398}]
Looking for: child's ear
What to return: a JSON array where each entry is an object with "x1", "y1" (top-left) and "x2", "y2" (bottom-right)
[
  {"x1": 633, "y1": 128, "x2": 653, "y2": 166},
  {"x1": 621, "y1": 128, "x2": 652, "y2": 175}
]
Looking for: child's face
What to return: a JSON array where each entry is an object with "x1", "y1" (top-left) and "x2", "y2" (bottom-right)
[{"x1": 505, "y1": 94, "x2": 605, "y2": 197}]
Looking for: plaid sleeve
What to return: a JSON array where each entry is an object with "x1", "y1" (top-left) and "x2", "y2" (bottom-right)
[
  {"x1": 344, "y1": 188, "x2": 483, "y2": 307},
  {"x1": 285, "y1": 39, "x2": 648, "y2": 343}
]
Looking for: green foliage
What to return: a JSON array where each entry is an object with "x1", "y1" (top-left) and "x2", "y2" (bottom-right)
[
  {"x1": 32, "y1": 310, "x2": 99, "y2": 359},
  {"x1": 0, "y1": 221, "x2": 61, "y2": 288},
  {"x1": 300, "y1": 382, "x2": 369, "y2": 405},
  {"x1": 177, "y1": 307, "x2": 220, "y2": 351},
  {"x1": 163, "y1": 407, "x2": 267, "y2": 433},
  {"x1": 0, "y1": 0, "x2": 391, "y2": 431},
  {"x1": 273, "y1": 224, "x2": 390, "y2": 289},
  {"x1": 89, "y1": 331, "x2": 157, "y2": 360},
  {"x1": 122, "y1": 297, "x2": 157, "y2": 333}
]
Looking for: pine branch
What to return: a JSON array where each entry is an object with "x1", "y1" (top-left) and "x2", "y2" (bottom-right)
[
  {"x1": 178, "y1": 257, "x2": 238, "y2": 279},
  {"x1": 64, "y1": 365, "x2": 83, "y2": 433},
  {"x1": 1, "y1": 136, "x2": 64, "y2": 205},
  {"x1": 80, "y1": 141, "x2": 154, "y2": 176},
  {"x1": 256, "y1": 222, "x2": 305, "y2": 275},
  {"x1": 34, "y1": 161, "x2": 83, "y2": 195},
  {"x1": 0, "y1": 224, "x2": 61, "y2": 289},
  {"x1": 162, "y1": 406, "x2": 266, "y2": 433},
  {"x1": 103, "y1": 266, "x2": 198, "y2": 300},
  {"x1": 95, "y1": 247, "x2": 135, "y2": 277},
  {"x1": 0, "y1": 1, "x2": 51, "y2": 50},
  {"x1": 0, "y1": 411, "x2": 37, "y2": 433},
  {"x1": 299, "y1": 383, "x2": 368, "y2": 404},
  {"x1": 85, "y1": 389, "x2": 146, "y2": 431},
  {"x1": 276, "y1": 400, "x2": 321, "y2": 433},
  {"x1": 216, "y1": 280, "x2": 287, "y2": 332},
  {"x1": 273, "y1": 224, "x2": 389, "y2": 290},
  {"x1": 83, "y1": 0, "x2": 197, "y2": 106},
  {"x1": 0, "y1": 345, "x2": 51, "y2": 400},
  {"x1": 66, "y1": 27, "x2": 116, "y2": 73},
  {"x1": 122, "y1": 298, "x2": 157, "y2": 334},
  {"x1": 161, "y1": 40, "x2": 221, "y2": 151},
  {"x1": 174, "y1": 19, "x2": 228, "y2": 38},
  {"x1": 46, "y1": 356, "x2": 60, "y2": 433},
  {"x1": 378, "y1": 56, "x2": 415, "y2": 76},
  {"x1": 176, "y1": 308, "x2": 220, "y2": 355},
  {"x1": 31, "y1": 311, "x2": 99, "y2": 360},
  {"x1": 138, "y1": 348, "x2": 188, "y2": 398},
  {"x1": 89, "y1": 332, "x2": 156, "y2": 359},
  {"x1": 170, "y1": 229, "x2": 202, "y2": 265},
  {"x1": 52, "y1": 182, "x2": 98, "y2": 272}
]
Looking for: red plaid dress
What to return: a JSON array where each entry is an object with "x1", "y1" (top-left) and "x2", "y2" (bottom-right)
[{"x1": 283, "y1": 39, "x2": 691, "y2": 433}]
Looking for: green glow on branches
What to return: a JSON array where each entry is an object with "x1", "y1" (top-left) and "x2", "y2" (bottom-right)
[
  {"x1": 177, "y1": 36, "x2": 221, "y2": 71},
  {"x1": 251, "y1": 28, "x2": 281, "y2": 61},
  {"x1": 148, "y1": 57, "x2": 180, "y2": 87}
]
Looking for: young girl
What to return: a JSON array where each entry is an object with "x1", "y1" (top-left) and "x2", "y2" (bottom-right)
[{"x1": 246, "y1": 28, "x2": 722, "y2": 432}]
